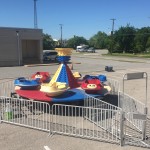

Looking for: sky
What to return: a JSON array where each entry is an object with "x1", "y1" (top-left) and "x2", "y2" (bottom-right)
[{"x1": 0, "y1": 0, "x2": 150, "y2": 40}]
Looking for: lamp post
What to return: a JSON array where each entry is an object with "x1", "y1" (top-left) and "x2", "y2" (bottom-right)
[
  {"x1": 59, "y1": 24, "x2": 63, "y2": 47},
  {"x1": 16, "y1": 31, "x2": 21, "y2": 66}
]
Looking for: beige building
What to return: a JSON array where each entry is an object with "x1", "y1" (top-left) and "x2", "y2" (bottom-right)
[{"x1": 0, "y1": 27, "x2": 43, "y2": 67}]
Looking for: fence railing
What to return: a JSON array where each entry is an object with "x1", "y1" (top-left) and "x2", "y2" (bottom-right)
[
  {"x1": 0, "y1": 77, "x2": 150, "y2": 148},
  {"x1": 84, "y1": 94, "x2": 120, "y2": 111},
  {"x1": 0, "y1": 77, "x2": 31, "y2": 97},
  {"x1": 0, "y1": 80, "x2": 15, "y2": 97},
  {"x1": 0, "y1": 96, "x2": 51, "y2": 132},
  {"x1": 118, "y1": 91, "x2": 145, "y2": 114},
  {"x1": 52, "y1": 104, "x2": 122, "y2": 144},
  {"x1": 124, "y1": 113, "x2": 150, "y2": 148},
  {"x1": 0, "y1": 96, "x2": 122, "y2": 144},
  {"x1": 118, "y1": 91, "x2": 147, "y2": 134},
  {"x1": 107, "y1": 78, "x2": 120, "y2": 95}
]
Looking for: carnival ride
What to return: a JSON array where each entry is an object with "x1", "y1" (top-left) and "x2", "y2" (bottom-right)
[{"x1": 14, "y1": 48, "x2": 111, "y2": 103}]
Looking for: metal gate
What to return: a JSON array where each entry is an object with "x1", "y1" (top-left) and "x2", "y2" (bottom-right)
[
  {"x1": 52, "y1": 104, "x2": 122, "y2": 144},
  {"x1": 84, "y1": 94, "x2": 121, "y2": 130},
  {"x1": 118, "y1": 91, "x2": 146, "y2": 131},
  {"x1": 120, "y1": 72, "x2": 150, "y2": 148},
  {"x1": 123, "y1": 113, "x2": 150, "y2": 148}
]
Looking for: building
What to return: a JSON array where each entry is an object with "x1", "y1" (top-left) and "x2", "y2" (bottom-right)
[{"x1": 0, "y1": 27, "x2": 43, "y2": 67}]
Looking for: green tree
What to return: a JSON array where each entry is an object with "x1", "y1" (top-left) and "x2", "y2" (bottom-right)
[
  {"x1": 134, "y1": 27, "x2": 150, "y2": 53},
  {"x1": 146, "y1": 37, "x2": 150, "y2": 52},
  {"x1": 89, "y1": 31, "x2": 108, "y2": 49},
  {"x1": 43, "y1": 33, "x2": 55, "y2": 50},
  {"x1": 114, "y1": 25, "x2": 136, "y2": 53},
  {"x1": 66, "y1": 36, "x2": 88, "y2": 49}
]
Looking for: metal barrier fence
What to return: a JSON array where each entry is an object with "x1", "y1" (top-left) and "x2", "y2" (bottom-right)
[
  {"x1": 124, "y1": 113, "x2": 150, "y2": 148},
  {"x1": 0, "y1": 96, "x2": 51, "y2": 132},
  {"x1": 118, "y1": 91, "x2": 146, "y2": 131},
  {"x1": 52, "y1": 104, "x2": 122, "y2": 144},
  {"x1": 118, "y1": 91, "x2": 150, "y2": 148},
  {"x1": 123, "y1": 72, "x2": 148, "y2": 108},
  {"x1": 0, "y1": 77, "x2": 31, "y2": 97},
  {"x1": 0, "y1": 80, "x2": 15, "y2": 97},
  {"x1": 84, "y1": 94, "x2": 122, "y2": 131},
  {"x1": 118, "y1": 91, "x2": 146, "y2": 114},
  {"x1": 1, "y1": 96, "x2": 150, "y2": 147},
  {"x1": 145, "y1": 116, "x2": 150, "y2": 147},
  {"x1": 0, "y1": 77, "x2": 150, "y2": 148},
  {"x1": 84, "y1": 94, "x2": 120, "y2": 110},
  {"x1": 107, "y1": 78, "x2": 120, "y2": 95},
  {"x1": 0, "y1": 96, "x2": 122, "y2": 145}
]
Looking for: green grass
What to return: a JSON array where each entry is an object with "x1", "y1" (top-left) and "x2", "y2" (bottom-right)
[{"x1": 103, "y1": 53, "x2": 150, "y2": 58}]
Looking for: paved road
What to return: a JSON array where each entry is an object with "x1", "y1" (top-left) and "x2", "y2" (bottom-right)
[
  {"x1": 0, "y1": 50, "x2": 150, "y2": 150},
  {"x1": 1, "y1": 49, "x2": 150, "y2": 79}
]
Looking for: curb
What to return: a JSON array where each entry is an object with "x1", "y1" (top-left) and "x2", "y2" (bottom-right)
[{"x1": 24, "y1": 63, "x2": 59, "y2": 67}]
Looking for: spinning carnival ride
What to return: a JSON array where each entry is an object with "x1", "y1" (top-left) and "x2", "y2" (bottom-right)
[{"x1": 14, "y1": 48, "x2": 111, "y2": 103}]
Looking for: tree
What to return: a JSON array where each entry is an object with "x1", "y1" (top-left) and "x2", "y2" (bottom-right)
[
  {"x1": 43, "y1": 33, "x2": 55, "y2": 50},
  {"x1": 89, "y1": 31, "x2": 108, "y2": 49},
  {"x1": 66, "y1": 36, "x2": 88, "y2": 49},
  {"x1": 134, "y1": 27, "x2": 150, "y2": 53},
  {"x1": 114, "y1": 24, "x2": 136, "y2": 53},
  {"x1": 146, "y1": 37, "x2": 150, "y2": 52}
]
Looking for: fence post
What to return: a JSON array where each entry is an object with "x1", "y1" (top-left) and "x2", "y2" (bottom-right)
[
  {"x1": 0, "y1": 110, "x2": 2, "y2": 124},
  {"x1": 120, "y1": 111, "x2": 125, "y2": 146},
  {"x1": 49, "y1": 105, "x2": 54, "y2": 137},
  {"x1": 0, "y1": 98, "x2": 2, "y2": 124},
  {"x1": 118, "y1": 92, "x2": 120, "y2": 108},
  {"x1": 142, "y1": 106, "x2": 148, "y2": 140}
]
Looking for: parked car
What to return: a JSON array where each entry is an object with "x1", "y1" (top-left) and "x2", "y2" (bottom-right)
[
  {"x1": 77, "y1": 47, "x2": 88, "y2": 52},
  {"x1": 76, "y1": 45, "x2": 88, "y2": 52},
  {"x1": 43, "y1": 50, "x2": 58, "y2": 61},
  {"x1": 87, "y1": 47, "x2": 95, "y2": 53}
]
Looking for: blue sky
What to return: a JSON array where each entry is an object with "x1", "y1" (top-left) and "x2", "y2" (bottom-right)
[{"x1": 0, "y1": 0, "x2": 150, "y2": 40}]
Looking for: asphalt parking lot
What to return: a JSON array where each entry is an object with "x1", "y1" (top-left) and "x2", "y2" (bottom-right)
[{"x1": 0, "y1": 49, "x2": 150, "y2": 150}]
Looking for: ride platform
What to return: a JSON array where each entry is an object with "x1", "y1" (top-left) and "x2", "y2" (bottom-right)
[{"x1": 15, "y1": 87, "x2": 108, "y2": 103}]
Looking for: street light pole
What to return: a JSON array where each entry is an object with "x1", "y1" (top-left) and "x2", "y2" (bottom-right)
[
  {"x1": 16, "y1": 31, "x2": 21, "y2": 66},
  {"x1": 59, "y1": 24, "x2": 63, "y2": 47}
]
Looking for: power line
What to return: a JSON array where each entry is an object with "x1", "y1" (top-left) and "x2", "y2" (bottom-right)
[{"x1": 115, "y1": 33, "x2": 150, "y2": 36}]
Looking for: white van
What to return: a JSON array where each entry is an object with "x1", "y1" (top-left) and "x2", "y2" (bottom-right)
[{"x1": 76, "y1": 46, "x2": 82, "y2": 52}]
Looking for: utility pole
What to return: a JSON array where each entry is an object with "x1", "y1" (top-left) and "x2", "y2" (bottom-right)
[
  {"x1": 59, "y1": 24, "x2": 63, "y2": 47},
  {"x1": 110, "y1": 18, "x2": 116, "y2": 54},
  {"x1": 110, "y1": 18, "x2": 116, "y2": 35},
  {"x1": 34, "y1": 0, "x2": 38, "y2": 28}
]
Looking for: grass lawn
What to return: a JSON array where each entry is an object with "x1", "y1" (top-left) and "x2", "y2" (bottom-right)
[{"x1": 103, "y1": 53, "x2": 150, "y2": 58}]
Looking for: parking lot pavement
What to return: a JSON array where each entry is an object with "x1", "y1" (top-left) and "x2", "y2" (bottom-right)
[
  {"x1": 1, "y1": 54, "x2": 150, "y2": 150},
  {"x1": 0, "y1": 123, "x2": 145, "y2": 150}
]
